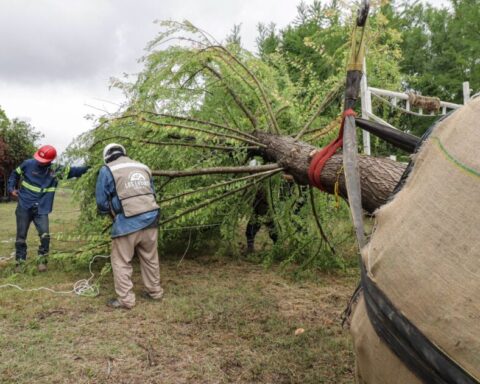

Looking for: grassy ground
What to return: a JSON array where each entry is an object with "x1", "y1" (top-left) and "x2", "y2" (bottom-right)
[{"x1": 0, "y1": 190, "x2": 357, "y2": 384}]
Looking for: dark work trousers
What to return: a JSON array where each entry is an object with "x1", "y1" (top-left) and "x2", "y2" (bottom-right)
[
  {"x1": 15, "y1": 204, "x2": 50, "y2": 264},
  {"x1": 245, "y1": 217, "x2": 278, "y2": 249},
  {"x1": 246, "y1": 188, "x2": 278, "y2": 250},
  {"x1": 246, "y1": 184, "x2": 307, "y2": 250}
]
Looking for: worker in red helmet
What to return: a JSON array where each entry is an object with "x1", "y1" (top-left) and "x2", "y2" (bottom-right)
[{"x1": 7, "y1": 145, "x2": 89, "y2": 272}]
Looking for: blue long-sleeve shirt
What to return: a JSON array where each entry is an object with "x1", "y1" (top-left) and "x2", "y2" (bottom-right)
[
  {"x1": 95, "y1": 166, "x2": 159, "y2": 238},
  {"x1": 7, "y1": 159, "x2": 89, "y2": 214}
]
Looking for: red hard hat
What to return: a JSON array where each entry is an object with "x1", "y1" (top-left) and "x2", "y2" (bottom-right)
[{"x1": 34, "y1": 145, "x2": 57, "y2": 164}]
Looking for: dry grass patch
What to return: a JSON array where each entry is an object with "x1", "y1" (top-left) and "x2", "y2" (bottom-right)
[{"x1": 0, "y1": 190, "x2": 358, "y2": 383}]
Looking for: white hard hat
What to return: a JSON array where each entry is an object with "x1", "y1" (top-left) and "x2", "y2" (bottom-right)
[
  {"x1": 248, "y1": 158, "x2": 263, "y2": 167},
  {"x1": 103, "y1": 143, "x2": 126, "y2": 164}
]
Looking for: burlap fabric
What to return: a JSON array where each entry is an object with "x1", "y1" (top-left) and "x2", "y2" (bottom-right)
[{"x1": 350, "y1": 97, "x2": 480, "y2": 383}]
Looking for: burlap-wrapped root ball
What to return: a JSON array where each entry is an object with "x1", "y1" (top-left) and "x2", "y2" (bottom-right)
[{"x1": 350, "y1": 97, "x2": 480, "y2": 384}]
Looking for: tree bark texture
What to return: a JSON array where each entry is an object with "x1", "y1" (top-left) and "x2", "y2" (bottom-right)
[{"x1": 253, "y1": 131, "x2": 407, "y2": 213}]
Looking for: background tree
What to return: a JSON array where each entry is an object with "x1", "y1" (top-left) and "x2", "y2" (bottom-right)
[
  {"x1": 0, "y1": 107, "x2": 43, "y2": 197},
  {"x1": 394, "y1": 0, "x2": 479, "y2": 103},
  {"x1": 368, "y1": 0, "x2": 480, "y2": 140}
]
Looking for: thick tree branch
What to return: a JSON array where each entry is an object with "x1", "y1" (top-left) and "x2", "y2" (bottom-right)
[
  {"x1": 91, "y1": 135, "x2": 258, "y2": 151},
  {"x1": 139, "y1": 117, "x2": 265, "y2": 147},
  {"x1": 160, "y1": 169, "x2": 281, "y2": 203},
  {"x1": 141, "y1": 110, "x2": 258, "y2": 141},
  {"x1": 109, "y1": 114, "x2": 263, "y2": 147},
  {"x1": 159, "y1": 170, "x2": 282, "y2": 225},
  {"x1": 152, "y1": 163, "x2": 281, "y2": 178}
]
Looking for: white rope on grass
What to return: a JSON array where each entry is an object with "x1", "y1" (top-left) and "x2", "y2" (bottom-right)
[
  {"x1": 0, "y1": 255, "x2": 110, "y2": 297},
  {"x1": 0, "y1": 252, "x2": 15, "y2": 262},
  {"x1": 0, "y1": 282, "x2": 74, "y2": 295},
  {"x1": 72, "y1": 255, "x2": 111, "y2": 297}
]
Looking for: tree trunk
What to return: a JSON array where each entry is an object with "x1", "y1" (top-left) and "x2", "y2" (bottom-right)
[{"x1": 253, "y1": 131, "x2": 407, "y2": 213}]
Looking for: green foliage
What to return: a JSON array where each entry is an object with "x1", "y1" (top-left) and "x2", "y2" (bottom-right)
[
  {"x1": 0, "y1": 107, "x2": 43, "y2": 196},
  {"x1": 393, "y1": 0, "x2": 479, "y2": 103},
  {"x1": 275, "y1": 1, "x2": 348, "y2": 92},
  {"x1": 369, "y1": 0, "x2": 480, "y2": 142},
  {"x1": 0, "y1": 107, "x2": 43, "y2": 165},
  {"x1": 68, "y1": 3, "x2": 405, "y2": 271},
  {"x1": 256, "y1": 0, "x2": 403, "y2": 158}
]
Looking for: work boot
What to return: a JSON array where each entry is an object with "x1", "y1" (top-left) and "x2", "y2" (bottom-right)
[
  {"x1": 107, "y1": 298, "x2": 130, "y2": 309},
  {"x1": 141, "y1": 290, "x2": 164, "y2": 301},
  {"x1": 37, "y1": 264, "x2": 47, "y2": 273},
  {"x1": 15, "y1": 261, "x2": 25, "y2": 274}
]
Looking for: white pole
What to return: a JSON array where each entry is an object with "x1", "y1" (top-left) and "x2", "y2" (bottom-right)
[
  {"x1": 463, "y1": 81, "x2": 471, "y2": 104},
  {"x1": 360, "y1": 58, "x2": 371, "y2": 156}
]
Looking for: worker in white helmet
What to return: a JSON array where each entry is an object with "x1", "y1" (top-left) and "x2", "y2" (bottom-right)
[{"x1": 95, "y1": 143, "x2": 163, "y2": 309}]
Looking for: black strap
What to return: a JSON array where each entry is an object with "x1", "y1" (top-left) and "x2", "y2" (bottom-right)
[{"x1": 361, "y1": 264, "x2": 479, "y2": 384}]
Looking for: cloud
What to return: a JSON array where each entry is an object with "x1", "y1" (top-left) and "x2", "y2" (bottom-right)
[
  {"x1": 0, "y1": 0, "x2": 305, "y2": 84},
  {"x1": 0, "y1": 0, "x2": 308, "y2": 153},
  {"x1": 0, "y1": 0, "x2": 157, "y2": 83}
]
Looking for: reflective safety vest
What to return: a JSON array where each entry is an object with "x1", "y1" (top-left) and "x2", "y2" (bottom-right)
[
  {"x1": 8, "y1": 159, "x2": 89, "y2": 214},
  {"x1": 106, "y1": 156, "x2": 159, "y2": 218},
  {"x1": 16, "y1": 164, "x2": 70, "y2": 194}
]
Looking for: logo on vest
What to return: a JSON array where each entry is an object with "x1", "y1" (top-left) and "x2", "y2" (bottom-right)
[{"x1": 125, "y1": 171, "x2": 150, "y2": 190}]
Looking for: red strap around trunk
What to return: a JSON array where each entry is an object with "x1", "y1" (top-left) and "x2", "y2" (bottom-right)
[{"x1": 307, "y1": 109, "x2": 356, "y2": 190}]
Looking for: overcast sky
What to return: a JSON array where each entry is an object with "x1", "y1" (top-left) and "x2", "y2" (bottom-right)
[{"x1": 0, "y1": 0, "x2": 447, "y2": 155}]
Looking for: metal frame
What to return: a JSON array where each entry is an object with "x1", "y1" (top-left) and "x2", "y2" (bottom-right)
[{"x1": 359, "y1": 58, "x2": 470, "y2": 155}]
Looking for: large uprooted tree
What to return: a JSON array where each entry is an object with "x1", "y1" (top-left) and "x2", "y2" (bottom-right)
[{"x1": 68, "y1": 5, "x2": 412, "y2": 268}]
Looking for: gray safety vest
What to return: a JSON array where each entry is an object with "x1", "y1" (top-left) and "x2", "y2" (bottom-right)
[{"x1": 107, "y1": 156, "x2": 159, "y2": 217}]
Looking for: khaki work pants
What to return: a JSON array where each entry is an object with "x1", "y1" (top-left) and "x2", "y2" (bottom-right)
[{"x1": 111, "y1": 227, "x2": 163, "y2": 308}]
